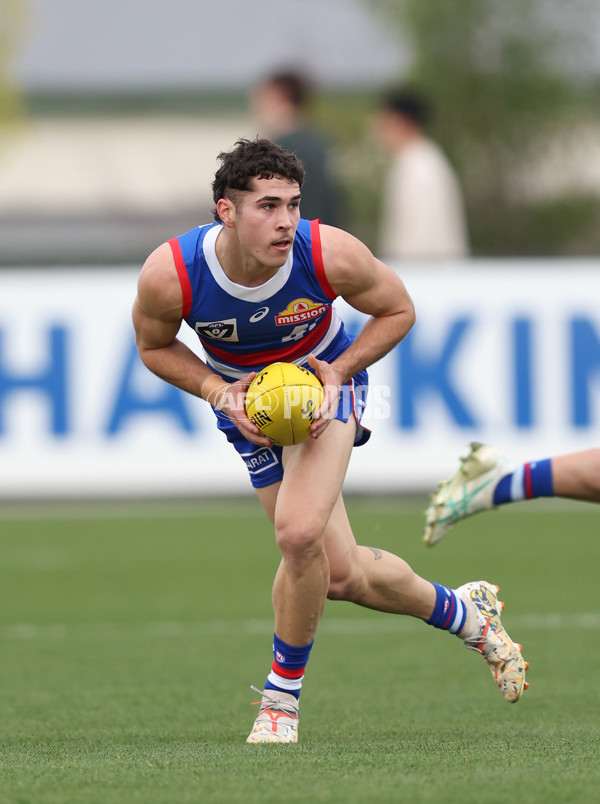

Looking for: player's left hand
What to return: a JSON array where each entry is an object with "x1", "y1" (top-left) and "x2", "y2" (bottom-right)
[{"x1": 307, "y1": 353, "x2": 342, "y2": 438}]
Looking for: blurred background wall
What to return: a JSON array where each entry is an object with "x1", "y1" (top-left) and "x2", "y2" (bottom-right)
[
  {"x1": 1, "y1": 0, "x2": 405, "y2": 263},
  {"x1": 2, "y1": 0, "x2": 600, "y2": 264}
]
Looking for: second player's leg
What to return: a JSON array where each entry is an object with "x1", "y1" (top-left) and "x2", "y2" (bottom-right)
[{"x1": 552, "y1": 448, "x2": 600, "y2": 501}]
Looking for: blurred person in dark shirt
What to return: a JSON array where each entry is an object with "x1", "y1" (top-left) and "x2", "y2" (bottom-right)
[{"x1": 252, "y1": 70, "x2": 342, "y2": 227}]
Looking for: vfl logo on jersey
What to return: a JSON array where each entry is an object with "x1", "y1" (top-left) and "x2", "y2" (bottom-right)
[
  {"x1": 275, "y1": 298, "x2": 329, "y2": 327},
  {"x1": 195, "y1": 318, "x2": 239, "y2": 341}
]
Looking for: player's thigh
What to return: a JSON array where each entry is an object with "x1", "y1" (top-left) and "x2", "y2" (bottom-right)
[
  {"x1": 255, "y1": 481, "x2": 281, "y2": 524},
  {"x1": 275, "y1": 417, "x2": 356, "y2": 534}
]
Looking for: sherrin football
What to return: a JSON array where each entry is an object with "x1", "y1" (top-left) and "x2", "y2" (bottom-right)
[{"x1": 245, "y1": 362, "x2": 324, "y2": 446}]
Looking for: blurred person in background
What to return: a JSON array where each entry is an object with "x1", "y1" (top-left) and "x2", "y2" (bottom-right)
[
  {"x1": 424, "y1": 442, "x2": 600, "y2": 547},
  {"x1": 374, "y1": 88, "x2": 469, "y2": 260},
  {"x1": 251, "y1": 70, "x2": 342, "y2": 226}
]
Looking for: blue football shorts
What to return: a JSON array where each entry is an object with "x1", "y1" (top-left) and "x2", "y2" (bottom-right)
[{"x1": 213, "y1": 368, "x2": 370, "y2": 488}]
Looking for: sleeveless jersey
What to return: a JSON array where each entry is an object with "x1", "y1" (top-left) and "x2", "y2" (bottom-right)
[{"x1": 168, "y1": 218, "x2": 350, "y2": 381}]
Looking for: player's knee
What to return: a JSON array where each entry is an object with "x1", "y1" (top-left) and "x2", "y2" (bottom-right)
[{"x1": 275, "y1": 519, "x2": 323, "y2": 561}]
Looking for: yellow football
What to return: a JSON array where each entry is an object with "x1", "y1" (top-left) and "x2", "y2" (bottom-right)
[{"x1": 245, "y1": 362, "x2": 324, "y2": 446}]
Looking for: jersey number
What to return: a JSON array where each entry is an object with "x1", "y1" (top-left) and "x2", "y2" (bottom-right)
[{"x1": 281, "y1": 322, "x2": 317, "y2": 343}]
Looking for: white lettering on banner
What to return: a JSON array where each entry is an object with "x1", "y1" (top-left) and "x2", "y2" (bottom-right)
[{"x1": 0, "y1": 263, "x2": 598, "y2": 497}]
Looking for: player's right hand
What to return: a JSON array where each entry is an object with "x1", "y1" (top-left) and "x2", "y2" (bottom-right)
[{"x1": 217, "y1": 373, "x2": 273, "y2": 447}]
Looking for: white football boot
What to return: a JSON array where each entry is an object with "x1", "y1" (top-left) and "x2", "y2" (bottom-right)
[
  {"x1": 424, "y1": 442, "x2": 514, "y2": 547},
  {"x1": 457, "y1": 580, "x2": 529, "y2": 703},
  {"x1": 246, "y1": 687, "x2": 299, "y2": 744}
]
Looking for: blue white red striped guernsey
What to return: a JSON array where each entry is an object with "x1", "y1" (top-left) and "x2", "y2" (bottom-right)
[{"x1": 169, "y1": 218, "x2": 350, "y2": 380}]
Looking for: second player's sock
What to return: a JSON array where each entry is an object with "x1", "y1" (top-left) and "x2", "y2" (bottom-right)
[
  {"x1": 493, "y1": 458, "x2": 554, "y2": 505},
  {"x1": 263, "y1": 633, "x2": 313, "y2": 699}
]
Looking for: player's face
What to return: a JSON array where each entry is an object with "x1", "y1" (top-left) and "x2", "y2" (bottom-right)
[{"x1": 234, "y1": 177, "x2": 301, "y2": 268}]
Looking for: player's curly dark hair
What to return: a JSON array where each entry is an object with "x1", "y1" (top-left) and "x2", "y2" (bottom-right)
[{"x1": 212, "y1": 137, "x2": 305, "y2": 222}]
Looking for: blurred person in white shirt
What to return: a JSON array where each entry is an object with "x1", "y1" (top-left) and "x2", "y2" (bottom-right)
[{"x1": 374, "y1": 89, "x2": 469, "y2": 260}]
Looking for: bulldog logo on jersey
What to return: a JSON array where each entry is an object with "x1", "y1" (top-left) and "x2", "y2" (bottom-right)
[
  {"x1": 195, "y1": 318, "x2": 239, "y2": 341},
  {"x1": 275, "y1": 298, "x2": 329, "y2": 326}
]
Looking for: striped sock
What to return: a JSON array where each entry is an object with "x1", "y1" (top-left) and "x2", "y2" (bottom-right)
[
  {"x1": 493, "y1": 458, "x2": 554, "y2": 505},
  {"x1": 263, "y1": 633, "x2": 314, "y2": 700},
  {"x1": 426, "y1": 583, "x2": 467, "y2": 634}
]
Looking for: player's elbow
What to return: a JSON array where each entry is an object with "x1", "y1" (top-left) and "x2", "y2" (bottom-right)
[
  {"x1": 405, "y1": 301, "x2": 416, "y2": 331},
  {"x1": 396, "y1": 300, "x2": 416, "y2": 340},
  {"x1": 135, "y1": 342, "x2": 151, "y2": 366},
  {"x1": 134, "y1": 346, "x2": 158, "y2": 381},
  {"x1": 134, "y1": 337, "x2": 168, "y2": 374}
]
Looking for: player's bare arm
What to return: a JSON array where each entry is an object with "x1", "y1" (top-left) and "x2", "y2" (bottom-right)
[
  {"x1": 321, "y1": 224, "x2": 415, "y2": 382},
  {"x1": 307, "y1": 224, "x2": 415, "y2": 434},
  {"x1": 133, "y1": 243, "x2": 270, "y2": 446}
]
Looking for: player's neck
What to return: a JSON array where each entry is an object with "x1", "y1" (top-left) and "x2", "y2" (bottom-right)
[{"x1": 215, "y1": 228, "x2": 282, "y2": 287}]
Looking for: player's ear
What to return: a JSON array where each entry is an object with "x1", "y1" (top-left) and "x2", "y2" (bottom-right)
[{"x1": 217, "y1": 198, "x2": 236, "y2": 228}]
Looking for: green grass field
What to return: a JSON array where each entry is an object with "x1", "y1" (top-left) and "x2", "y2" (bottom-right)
[{"x1": 0, "y1": 496, "x2": 599, "y2": 803}]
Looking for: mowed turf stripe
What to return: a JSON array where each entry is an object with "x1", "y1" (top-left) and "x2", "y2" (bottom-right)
[
  {"x1": 1, "y1": 611, "x2": 600, "y2": 640},
  {"x1": 0, "y1": 500, "x2": 260, "y2": 521},
  {"x1": 0, "y1": 496, "x2": 586, "y2": 521}
]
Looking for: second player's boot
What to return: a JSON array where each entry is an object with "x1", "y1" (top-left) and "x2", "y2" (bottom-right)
[{"x1": 424, "y1": 443, "x2": 513, "y2": 547}]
